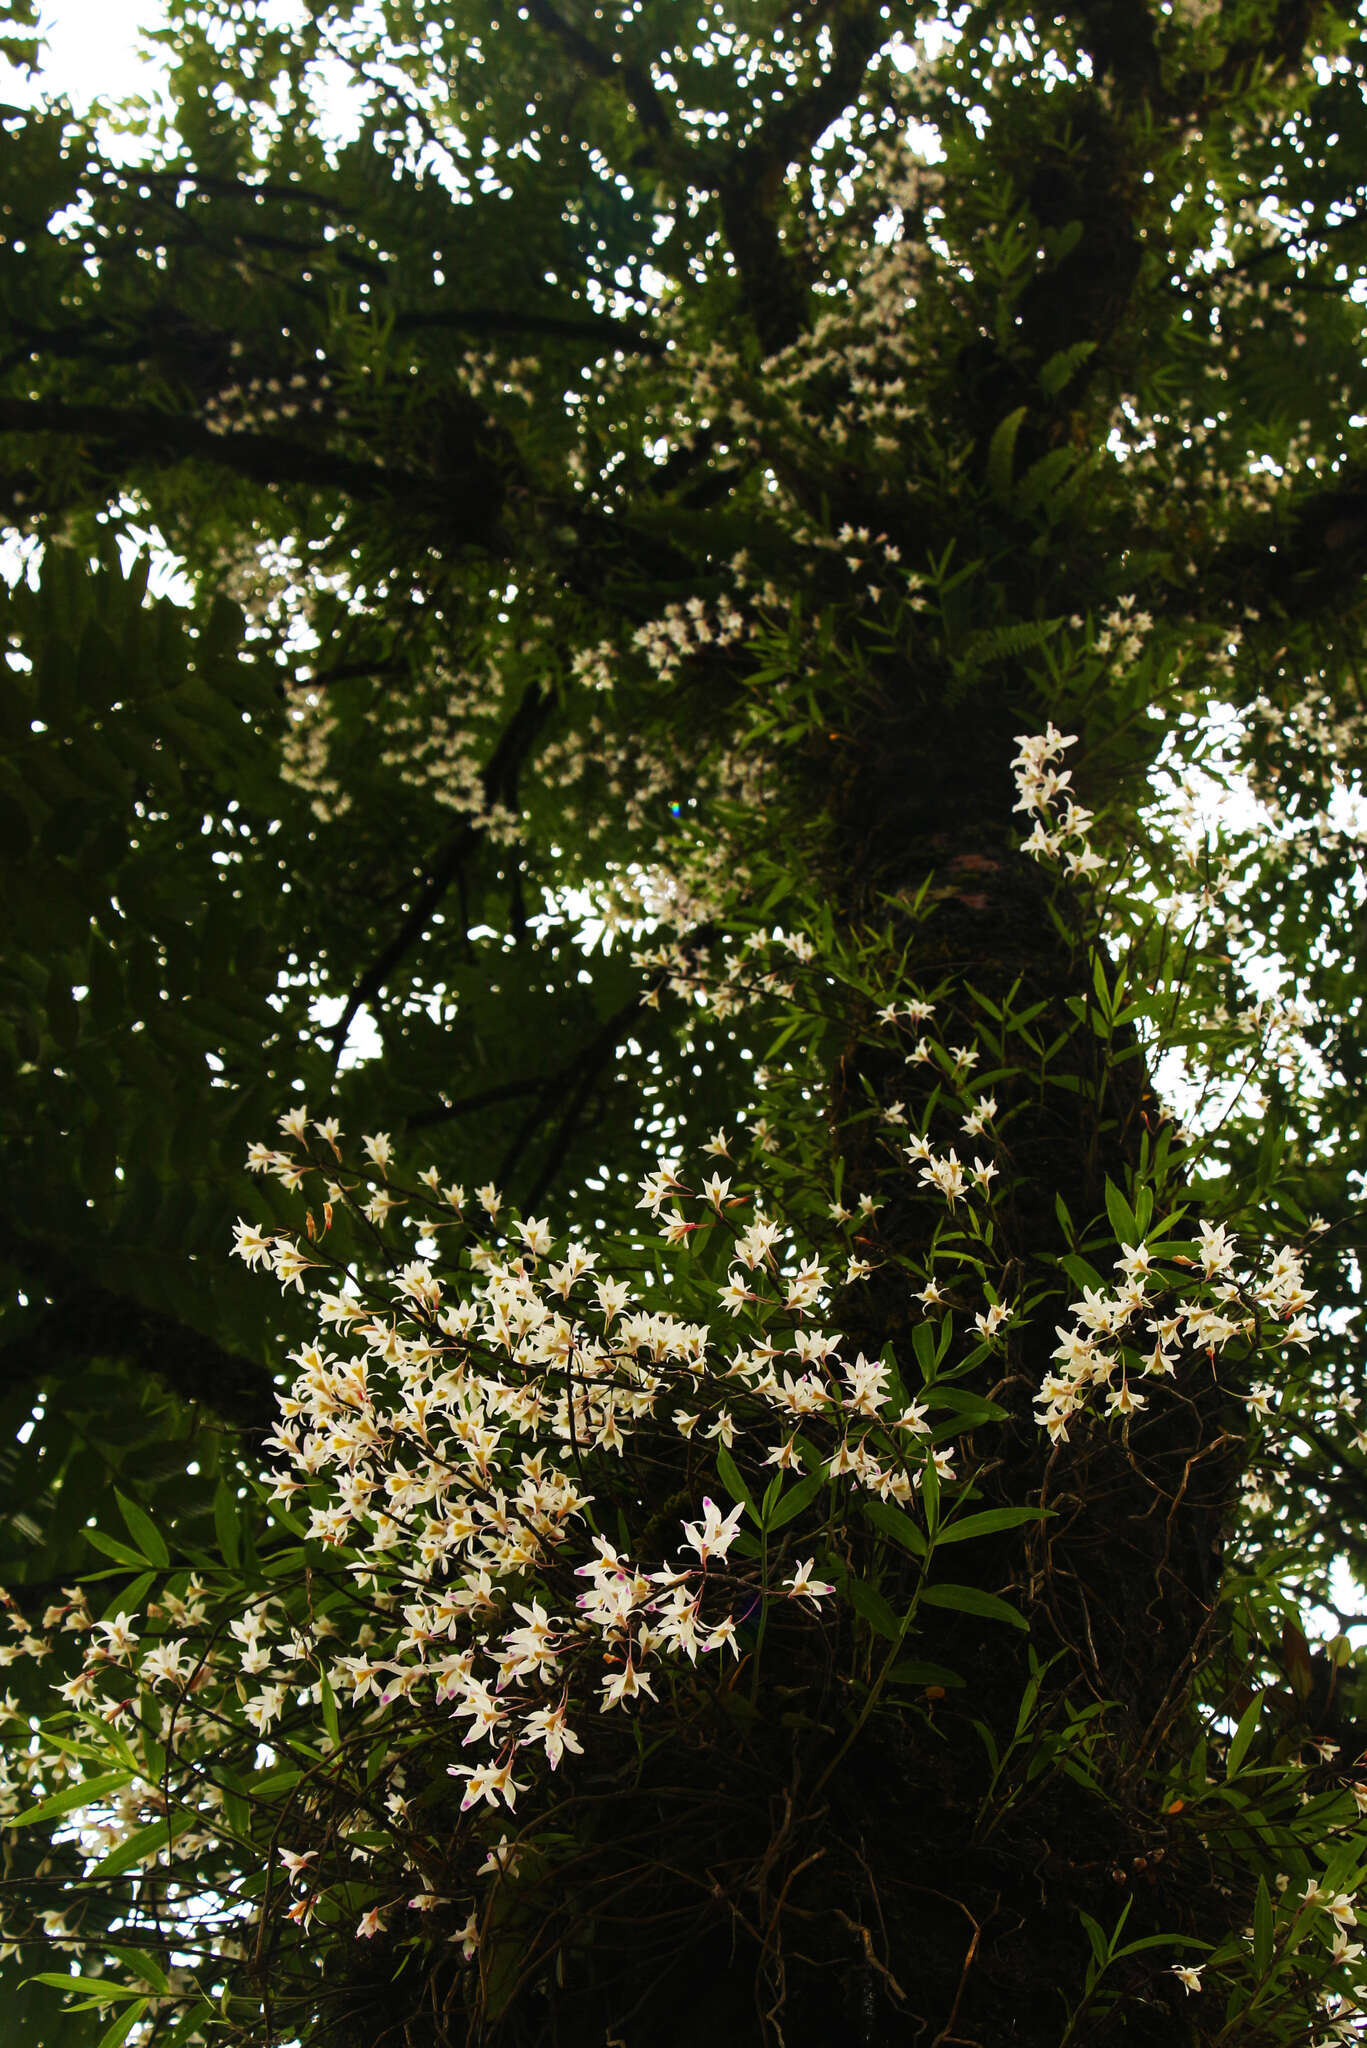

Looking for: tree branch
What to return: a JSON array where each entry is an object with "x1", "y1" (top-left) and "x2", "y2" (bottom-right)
[
  {"x1": 0, "y1": 395, "x2": 405, "y2": 493},
  {"x1": 0, "y1": 291, "x2": 659, "y2": 395},
  {"x1": 519, "y1": 1032, "x2": 619, "y2": 1213},
  {"x1": 0, "y1": 396, "x2": 504, "y2": 543},
  {"x1": 491, "y1": 985, "x2": 650, "y2": 1205},
  {"x1": 0, "y1": 317, "x2": 151, "y2": 382},
  {"x1": 496, "y1": 957, "x2": 690, "y2": 1210},
  {"x1": 0, "y1": 1232, "x2": 278, "y2": 1433},
  {"x1": 392, "y1": 305, "x2": 664, "y2": 355},
  {"x1": 739, "y1": 0, "x2": 888, "y2": 184},
  {"x1": 521, "y1": 0, "x2": 675, "y2": 143},
  {"x1": 714, "y1": 2, "x2": 887, "y2": 356},
  {"x1": 1172, "y1": 466, "x2": 1367, "y2": 625},
  {"x1": 119, "y1": 164, "x2": 363, "y2": 216},
  {"x1": 407, "y1": 1077, "x2": 547, "y2": 1129},
  {"x1": 323, "y1": 680, "x2": 552, "y2": 1064}
]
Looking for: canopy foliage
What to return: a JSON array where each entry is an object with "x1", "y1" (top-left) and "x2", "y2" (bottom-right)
[{"x1": 3, "y1": 0, "x2": 1367, "y2": 2040}]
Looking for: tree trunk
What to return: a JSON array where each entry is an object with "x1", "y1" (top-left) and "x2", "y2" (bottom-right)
[{"x1": 463, "y1": 693, "x2": 1248, "y2": 2047}]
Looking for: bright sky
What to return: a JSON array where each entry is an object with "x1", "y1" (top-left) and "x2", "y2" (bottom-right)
[
  {"x1": 3, "y1": 0, "x2": 401, "y2": 171},
  {"x1": 4, "y1": 0, "x2": 167, "y2": 110}
]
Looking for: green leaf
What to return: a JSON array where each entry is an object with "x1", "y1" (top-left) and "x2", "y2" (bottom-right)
[
  {"x1": 29, "y1": 1974, "x2": 145, "y2": 2005},
  {"x1": 937, "y1": 1506, "x2": 1050, "y2": 1545},
  {"x1": 921, "y1": 1453, "x2": 940, "y2": 1534},
  {"x1": 1226, "y1": 1691, "x2": 1263, "y2": 1777},
  {"x1": 319, "y1": 1665, "x2": 341, "y2": 1748},
  {"x1": 216, "y1": 1773, "x2": 252, "y2": 1844},
  {"x1": 764, "y1": 1469, "x2": 824, "y2": 1530},
  {"x1": 89, "y1": 1809, "x2": 196, "y2": 1880},
  {"x1": 213, "y1": 1480, "x2": 242, "y2": 1569},
  {"x1": 155, "y1": 1996, "x2": 214, "y2": 2047},
  {"x1": 912, "y1": 1319, "x2": 938, "y2": 1384},
  {"x1": 86, "y1": 1531, "x2": 152, "y2": 1571},
  {"x1": 107, "y1": 1945, "x2": 169, "y2": 1994},
  {"x1": 762, "y1": 1016, "x2": 803, "y2": 1062},
  {"x1": 1253, "y1": 1873, "x2": 1273, "y2": 1973},
  {"x1": 99, "y1": 1570, "x2": 155, "y2": 1621},
  {"x1": 888, "y1": 1658, "x2": 965, "y2": 1689},
  {"x1": 114, "y1": 1490, "x2": 170, "y2": 1568},
  {"x1": 1078, "y1": 1910, "x2": 1108, "y2": 1965},
  {"x1": 1103, "y1": 1177, "x2": 1139, "y2": 1249},
  {"x1": 1038, "y1": 339, "x2": 1097, "y2": 397},
  {"x1": 928, "y1": 1387, "x2": 1009, "y2": 1424},
  {"x1": 97, "y1": 1998, "x2": 150, "y2": 2047},
  {"x1": 716, "y1": 1443, "x2": 756, "y2": 1521},
  {"x1": 80, "y1": 1715, "x2": 141, "y2": 1776},
  {"x1": 920, "y1": 1582, "x2": 1028, "y2": 1630},
  {"x1": 11, "y1": 1768, "x2": 134, "y2": 1827},
  {"x1": 841, "y1": 1570, "x2": 904, "y2": 1642},
  {"x1": 1059, "y1": 1253, "x2": 1105, "y2": 1294},
  {"x1": 1016, "y1": 447, "x2": 1085, "y2": 516},
  {"x1": 861, "y1": 1497, "x2": 928, "y2": 1559},
  {"x1": 987, "y1": 405, "x2": 1028, "y2": 499},
  {"x1": 252, "y1": 1766, "x2": 305, "y2": 1798}
]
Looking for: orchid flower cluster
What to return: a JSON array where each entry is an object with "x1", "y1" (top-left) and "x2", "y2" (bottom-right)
[
  {"x1": 234, "y1": 1133, "x2": 894, "y2": 1792},
  {"x1": 1012, "y1": 722, "x2": 1105, "y2": 877},
  {"x1": 1, "y1": 1117, "x2": 990, "y2": 1985},
  {"x1": 1035, "y1": 1219, "x2": 1321, "y2": 1443},
  {"x1": 237, "y1": 1113, "x2": 948, "y2": 1531}
]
